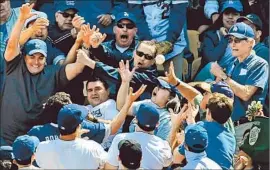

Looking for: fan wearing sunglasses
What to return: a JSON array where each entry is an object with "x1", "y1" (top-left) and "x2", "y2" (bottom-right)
[
  {"x1": 211, "y1": 22, "x2": 269, "y2": 122},
  {"x1": 80, "y1": 12, "x2": 138, "y2": 68}
]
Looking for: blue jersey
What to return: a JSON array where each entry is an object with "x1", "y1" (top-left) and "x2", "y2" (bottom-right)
[{"x1": 28, "y1": 121, "x2": 107, "y2": 144}]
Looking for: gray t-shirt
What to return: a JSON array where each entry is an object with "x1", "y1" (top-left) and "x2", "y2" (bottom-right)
[{"x1": 1, "y1": 55, "x2": 69, "y2": 144}]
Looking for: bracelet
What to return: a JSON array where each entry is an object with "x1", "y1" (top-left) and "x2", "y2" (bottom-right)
[{"x1": 173, "y1": 80, "x2": 180, "y2": 87}]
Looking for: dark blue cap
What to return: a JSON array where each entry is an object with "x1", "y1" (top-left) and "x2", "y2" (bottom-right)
[
  {"x1": 227, "y1": 22, "x2": 255, "y2": 39},
  {"x1": 136, "y1": 103, "x2": 159, "y2": 131},
  {"x1": 237, "y1": 14, "x2": 263, "y2": 30},
  {"x1": 24, "y1": 39, "x2": 47, "y2": 57},
  {"x1": 185, "y1": 124, "x2": 208, "y2": 152},
  {"x1": 221, "y1": 1, "x2": 243, "y2": 13},
  {"x1": 54, "y1": 0, "x2": 78, "y2": 12},
  {"x1": 12, "y1": 135, "x2": 40, "y2": 161},
  {"x1": 211, "y1": 81, "x2": 234, "y2": 99},
  {"x1": 157, "y1": 78, "x2": 180, "y2": 97},
  {"x1": 57, "y1": 104, "x2": 89, "y2": 134},
  {"x1": 116, "y1": 12, "x2": 136, "y2": 24}
]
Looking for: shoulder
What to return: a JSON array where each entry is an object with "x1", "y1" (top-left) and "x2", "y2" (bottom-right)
[{"x1": 250, "y1": 54, "x2": 268, "y2": 67}]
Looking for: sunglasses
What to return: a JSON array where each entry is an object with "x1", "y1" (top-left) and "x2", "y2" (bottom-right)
[
  {"x1": 136, "y1": 50, "x2": 155, "y2": 60},
  {"x1": 228, "y1": 37, "x2": 247, "y2": 44},
  {"x1": 59, "y1": 12, "x2": 76, "y2": 18},
  {"x1": 117, "y1": 22, "x2": 135, "y2": 29},
  {"x1": 0, "y1": 0, "x2": 6, "y2": 3}
]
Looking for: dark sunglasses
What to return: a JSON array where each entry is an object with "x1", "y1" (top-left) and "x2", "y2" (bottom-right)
[
  {"x1": 136, "y1": 50, "x2": 155, "y2": 60},
  {"x1": 228, "y1": 37, "x2": 247, "y2": 44},
  {"x1": 59, "y1": 12, "x2": 76, "y2": 18},
  {"x1": 0, "y1": 0, "x2": 6, "y2": 3},
  {"x1": 117, "y1": 22, "x2": 135, "y2": 29}
]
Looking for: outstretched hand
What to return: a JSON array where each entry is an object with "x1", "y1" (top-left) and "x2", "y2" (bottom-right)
[
  {"x1": 159, "y1": 61, "x2": 178, "y2": 86},
  {"x1": 127, "y1": 85, "x2": 147, "y2": 105},
  {"x1": 19, "y1": 3, "x2": 36, "y2": 21},
  {"x1": 118, "y1": 60, "x2": 136, "y2": 83},
  {"x1": 81, "y1": 24, "x2": 106, "y2": 48}
]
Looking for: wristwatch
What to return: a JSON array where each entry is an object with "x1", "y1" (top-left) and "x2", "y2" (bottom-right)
[{"x1": 110, "y1": 14, "x2": 115, "y2": 21}]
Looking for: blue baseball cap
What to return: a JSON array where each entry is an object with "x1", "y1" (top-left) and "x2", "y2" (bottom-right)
[
  {"x1": 237, "y1": 14, "x2": 263, "y2": 30},
  {"x1": 116, "y1": 12, "x2": 136, "y2": 25},
  {"x1": 227, "y1": 22, "x2": 255, "y2": 39},
  {"x1": 221, "y1": 1, "x2": 243, "y2": 13},
  {"x1": 211, "y1": 81, "x2": 234, "y2": 99},
  {"x1": 24, "y1": 39, "x2": 47, "y2": 58},
  {"x1": 25, "y1": 11, "x2": 48, "y2": 28},
  {"x1": 12, "y1": 135, "x2": 40, "y2": 161},
  {"x1": 136, "y1": 103, "x2": 159, "y2": 131},
  {"x1": 57, "y1": 104, "x2": 89, "y2": 134},
  {"x1": 157, "y1": 78, "x2": 180, "y2": 97},
  {"x1": 185, "y1": 124, "x2": 208, "y2": 152},
  {"x1": 54, "y1": 0, "x2": 79, "y2": 12}
]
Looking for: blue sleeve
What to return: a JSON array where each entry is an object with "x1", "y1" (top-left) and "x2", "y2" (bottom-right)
[
  {"x1": 204, "y1": 0, "x2": 219, "y2": 19},
  {"x1": 27, "y1": 126, "x2": 40, "y2": 137},
  {"x1": 110, "y1": 0, "x2": 126, "y2": 16},
  {"x1": 166, "y1": 2, "x2": 188, "y2": 44},
  {"x1": 201, "y1": 32, "x2": 228, "y2": 62},
  {"x1": 246, "y1": 61, "x2": 269, "y2": 90},
  {"x1": 81, "y1": 120, "x2": 106, "y2": 144},
  {"x1": 127, "y1": 3, "x2": 152, "y2": 40},
  {"x1": 178, "y1": 144, "x2": 185, "y2": 155}
]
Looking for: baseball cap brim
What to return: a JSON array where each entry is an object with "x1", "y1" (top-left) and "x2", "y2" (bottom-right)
[
  {"x1": 237, "y1": 17, "x2": 262, "y2": 30},
  {"x1": 28, "y1": 49, "x2": 47, "y2": 58},
  {"x1": 226, "y1": 32, "x2": 247, "y2": 39}
]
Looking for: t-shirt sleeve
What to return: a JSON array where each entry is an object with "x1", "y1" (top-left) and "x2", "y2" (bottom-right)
[
  {"x1": 103, "y1": 100, "x2": 119, "y2": 120},
  {"x1": 160, "y1": 141, "x2": 173, "y2": 167},
  {"x1": 5, "y1": 54, "x2": 22, "y2": 75},
  {"x1": 55, "y1": 65, "x2": 69, "y2": 90},
  {"x1": 106, "y1": 135, "x2": 121, "y2": 167},
  {"x1": 245, "y1": 62, "x2": 269, "y2": 90},
  {"x1": 91, "y1": 141, "x2": 108, "y2": 169}
]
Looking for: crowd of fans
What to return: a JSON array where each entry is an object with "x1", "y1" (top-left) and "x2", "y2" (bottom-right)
[{"x1": 0, "y1": 0, "x2": 269, "y2": 169}]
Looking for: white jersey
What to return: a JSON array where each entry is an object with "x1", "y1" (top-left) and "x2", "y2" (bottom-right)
[
  {"x1": 129, "y1": 0, "x2": 188, "y2": 59},
  {"x1": 107, "y1": 132, "x2": 172, "y2": 169},
  {"x1": 35, "y1": 138, "x2": 107, "y2": 169},
  {"x1": 87, "y1": 99, "x2": 120, "y2": 149}
]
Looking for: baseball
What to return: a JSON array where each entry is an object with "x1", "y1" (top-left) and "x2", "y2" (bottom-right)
[{"x1": 155, "y1": 54, "x2": 165, "y2": 65}]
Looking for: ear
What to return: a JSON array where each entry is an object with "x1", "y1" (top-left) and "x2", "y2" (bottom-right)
[
  {"x1": 256, "y1": 30, "x2": 262, "y2": 39},
  {"x1": 113, "y1": 26, "x2": 117, "y2": 34},
  {"x1": 134, "y1": 27, "x2": 138, "y2": 34},
  {"x1": 55, "y1": 12, "x2": 60, "y2": 21}
]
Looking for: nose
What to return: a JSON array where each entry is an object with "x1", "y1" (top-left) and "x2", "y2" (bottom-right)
[
  {"x1": 122, "y1": 26, "x2": 128, "y2": 32},
  {"x1": 228, "y1": 13, "x2": 234, "y2": 18}
]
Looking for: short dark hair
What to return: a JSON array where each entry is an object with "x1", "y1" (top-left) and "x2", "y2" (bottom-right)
[
  {"x1": 42, "y1": 92, "x2": 72, "y2": 124},
  {"x1": 15, "y1": 157, "x2": 32, "y2": 166},
  {"x1": 207, "y1": 93, "x2": 233, "y2": 124},
  {"x1": 59, "y1": 125, "x2": 78, "y2": 136},
  {"x1": 187, "y1": 145, "x2": 205, "y2": 153},
  {"x1": 86, "y1": 77, "x2": 109, "y2": 90}
]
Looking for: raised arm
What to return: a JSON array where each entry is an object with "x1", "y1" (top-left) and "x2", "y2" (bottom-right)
[
  {"x1": 116, "y1": 60, "x2": 135, "y2": 110},
  {"x1": 159, "y1": 62, "x2": 201, "y2": 102},
  {"x1": 111, "y1": 85, "x2": 146, "y2": 135},
  {"x1": 5, "y1": 3, "x2": 35, "y2": 62}
]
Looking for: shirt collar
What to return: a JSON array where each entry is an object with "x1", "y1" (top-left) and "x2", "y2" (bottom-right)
[{"x1": 185, "y1": 150, "x2": 207, "y2": 161}]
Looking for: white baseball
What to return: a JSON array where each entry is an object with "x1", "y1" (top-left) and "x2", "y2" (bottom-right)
[{"x1": 155, "y1": 54, "x2": 165, "y2": 65}]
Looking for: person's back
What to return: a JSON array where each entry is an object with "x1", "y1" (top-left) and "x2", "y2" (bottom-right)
[
  {"x1": 107, "y1": 132, "x2": 172, "y2": 169},
  {"x1": 35, "y1": 138, "x2": 106, "y2": 169},
  {"x1": 197, "y1": 121, "x2": 236, "y2": 169}
]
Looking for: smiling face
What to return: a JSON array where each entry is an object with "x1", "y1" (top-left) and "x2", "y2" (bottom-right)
[
  {"x1": 222, "y1": 10, "x2": 240, "y2": 30},
  {"x1": 114, "y1": 19, "x2": 137, "y2": 48},
  {"x1": 24, "y1": 53, "x2": 46, "y2": 74},
  {"x1": 55, "y1": 9, "x2": 77, "y2": 31},
  {"x1": 87, "y1": 81, "x2": 110, "y2": 107},
  {"x1": 133, "y1": 42, "x2": 156, "y2": 69}
]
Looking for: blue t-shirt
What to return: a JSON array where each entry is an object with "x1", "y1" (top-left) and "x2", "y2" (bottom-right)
[
  {"x1": 179, "y1": 121, "x2": 236, "y2": 170},
  {"x1": 28, "y1": 121, "x2": 106, "y2": 144},
  {"x1": 228, "y1": 54, "x2": 269, "y2": 121}
]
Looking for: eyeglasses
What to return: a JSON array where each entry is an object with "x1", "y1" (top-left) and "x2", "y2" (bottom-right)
[
  {"x1": 59, "y1": 12, "x2": 76, "y2": 18},
  {"x1": 0, "y1": 0, "x2": 6, "y2": 3},
  {"x1": 117, "y1": 22, "x2": 135, "y2": 29},
  {"x1": 136, "y1": 50, "x2": 155, "y2": 60},
  {"x1": 228, "y1": 37, "x2": 247, "y2": 44}
]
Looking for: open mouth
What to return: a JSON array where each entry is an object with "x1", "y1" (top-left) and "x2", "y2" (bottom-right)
[{"x1": 120, "y1": 34, "x2": 128, "y2": 41}]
